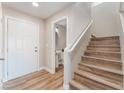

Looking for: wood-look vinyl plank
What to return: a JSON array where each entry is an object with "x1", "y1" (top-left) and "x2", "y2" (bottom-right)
[
  {"x1": 30, "y1": 70, "x2": 63, "y2": 90},
  {"x1": 3, "y1": 69, "x2": 63, "y2": 90}
]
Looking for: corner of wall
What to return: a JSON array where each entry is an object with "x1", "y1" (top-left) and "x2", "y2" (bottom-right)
[{"x1": 39, "y1": 66, "x2": 53, "y2": 74}]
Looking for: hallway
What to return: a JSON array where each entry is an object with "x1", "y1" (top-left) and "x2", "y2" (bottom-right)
[
  {"x1": 3, "y1": 69, "x2": 63, "y2": 90},
  {"x1": 0, "y1": 2, "x2": 124, "y2": 90}
]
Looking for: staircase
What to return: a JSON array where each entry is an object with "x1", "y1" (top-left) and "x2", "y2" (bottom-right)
[{"x1": 70, "y1": 36, "x2": 123, "y2": 90}]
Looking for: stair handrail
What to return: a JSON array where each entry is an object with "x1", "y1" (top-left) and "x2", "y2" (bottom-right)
[
  {"x1": 64, "y1": 20, "x2": 93, "y2": 89},
  {"x1": 67, "y1": 20, "x2": 93, "y2": 52}
]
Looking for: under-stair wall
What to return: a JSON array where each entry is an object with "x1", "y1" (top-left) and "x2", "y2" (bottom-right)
[
  {"x1": 71, "y1": 24, "x2": 92, "y2": 76},
  {"x1": 64, "y1": 20, "x2": 93, "y2": 89}
]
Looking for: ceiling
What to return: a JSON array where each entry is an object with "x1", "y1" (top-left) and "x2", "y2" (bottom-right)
[{"x1": 3, "y1": 2, "x2": 72, "y2": 19}]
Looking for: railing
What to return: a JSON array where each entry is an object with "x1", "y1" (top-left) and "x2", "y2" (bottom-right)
[
  {"x1": 119, "y1": 13, "x2": 124, "y2": 89},
  {"x1": 63, "y1": 20, "x2": 93, "y2": 89}
]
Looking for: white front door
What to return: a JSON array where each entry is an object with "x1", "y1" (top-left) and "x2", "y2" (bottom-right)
[{"x1": 7, "y1": 18, "x2": 39, "y2": 80}]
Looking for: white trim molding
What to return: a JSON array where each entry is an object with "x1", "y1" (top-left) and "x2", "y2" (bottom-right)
[{"x1": 51, "y1": 16, "x2": 68, "y2": 74}]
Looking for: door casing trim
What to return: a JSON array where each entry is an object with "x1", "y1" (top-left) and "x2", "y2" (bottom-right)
[{"x1": 3, "y1": 16, "x2": 40, "y2": 82}]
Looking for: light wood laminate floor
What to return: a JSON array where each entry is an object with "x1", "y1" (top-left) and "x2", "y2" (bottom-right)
[{"x1": 3, "y1": 69, "x2": 63, "y2": 90}]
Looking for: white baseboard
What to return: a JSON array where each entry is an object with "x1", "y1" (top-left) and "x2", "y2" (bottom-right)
[
  {"x1": 38, "y1": 67, "x2": 53, "y2": 74},
  {"x1": 38, "y1": 67, "x2": 45, "y2": 71}
]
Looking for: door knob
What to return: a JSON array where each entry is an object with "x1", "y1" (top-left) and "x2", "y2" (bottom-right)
[
  {"x1": 35, "y1": 50, "x2": 38, "y2": 52},
  {"x1": 35, "y1": 46, "x2": 38, "y2": 52}
]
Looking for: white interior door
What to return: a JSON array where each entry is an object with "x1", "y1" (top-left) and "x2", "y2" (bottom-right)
[{"x1": 7, "y1": 18, "x2": 39, "y2": 80}]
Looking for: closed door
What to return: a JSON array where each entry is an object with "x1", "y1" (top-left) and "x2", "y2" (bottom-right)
[{"x1": 7, "y1": 18, "x2": 39, "y2": 80}]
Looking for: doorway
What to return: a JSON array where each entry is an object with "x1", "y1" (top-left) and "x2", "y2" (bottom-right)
[
  {"x1": 4, "y1": 17, "x2": 39, "y2": 81},
  {"x1": 52, "y1": 17, "x2": 67, "y2": 74}
]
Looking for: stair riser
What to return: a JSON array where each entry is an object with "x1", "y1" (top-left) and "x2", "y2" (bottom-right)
[
  {"x1": 88, "y1": 45, "x2": 120, "y2": 48},
  {"x1": 89, "y1": 40, "x2": 120, "y2": 46},
  {"x1": 85, "y1": 52, "x2": 121, "y2": 61},
  {"x1": 87, "y1": 47, "x2": 120, "y2": 52},
  {"x1": 74, "y1": 74, "x2": 115, "y2": 90},
  {"x1": 71, "y1": 36, "x2": 122, "y2": 90},
  {"x1": 81, "y1": 57, "x2": 122, "y2": 70},
  {"x1": 90, "y1": 43, "x2": 119, "y2": 46},
  {"x1": 91, "y1": 39, "x2": 119, "y2": 42},
  {"x1": 70, "y1": 84, "x2": 78, "y2": 90},
  {"x1": 79, "y1": 64, "x2": 123, "y2": 82},
  {"x1": 91, "y1": 36, "x2": 119, "y2": 41}
]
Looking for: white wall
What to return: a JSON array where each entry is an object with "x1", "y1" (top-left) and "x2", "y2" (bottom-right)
[
  {"x1": 45, "y1": 2, "x2": 91, "y2": 72},
  {"x1": 70, "y1": 3, "x2": 91, "y2": 46},
  {"x1": 1, "y1": 3, "x2": 92, "y2": 76},
  {"x1": 45, "y1": 4, "x2": 73, "y2": 71},
  {"x1": 56, "y1": 25, "x2": 66, "y2": 50},
  {"x1": 0, "y1": 3, "x2": 3, "y2": 87},
  {"x1": 120, "y1": 2, "x2": 124, "y2": 12},
  {"x1": 2, "y1": 6, "x2": 45, "y2": 69},
  {"x1": 91, "y1": 2, "x2": 120, "y2": 37}
]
